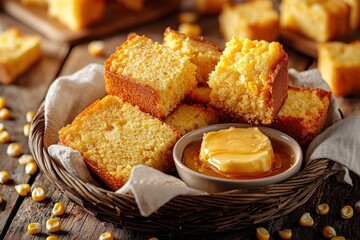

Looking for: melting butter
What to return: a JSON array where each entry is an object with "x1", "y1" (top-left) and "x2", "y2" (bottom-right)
[{"x1": 199, "y1": 127, "x2": 274, "y2": 174}]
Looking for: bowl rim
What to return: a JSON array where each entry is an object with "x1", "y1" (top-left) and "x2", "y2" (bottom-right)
[{"x1": 173, "y1": 123, "x2": 303, "y2": 185}]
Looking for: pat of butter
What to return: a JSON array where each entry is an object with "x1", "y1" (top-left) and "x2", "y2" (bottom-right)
[{"x1": 199, "y1": 127, "x2": 274, "y2": 174}]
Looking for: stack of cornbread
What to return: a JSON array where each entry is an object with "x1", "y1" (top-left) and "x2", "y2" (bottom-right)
[{"x1": 59, "y1": 28, "x2": 331, "y2": 190}]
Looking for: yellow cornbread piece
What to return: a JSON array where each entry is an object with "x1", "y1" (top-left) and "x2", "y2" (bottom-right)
[
  {"x1": 0, "y1": 28, "x2": 41, "y2": 84},
  {"x1": 199, "y1": 127, "x2": 274, "y2": 174}
]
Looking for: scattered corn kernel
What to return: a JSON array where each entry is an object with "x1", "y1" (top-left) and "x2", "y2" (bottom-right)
[
  {"x1": 25, "y1": 162, "x2": 38, "y2": 175},
  {"x1": 52, "y1": 202, "x2": 65, "y2": 216},
  {"x1": 26, "y1": 111, "x2": 35, "y2": 123},
  {"x1": 323, "y1": 226, "x2": 337, "y2": 238},
  {"x1": 178, "y1": 23, "x2": 202, "y2": 36},
  {"x1": 331, "y1": 236, "x2": 346, "y2": 240},
  {"x1": 0, "y1": 108, "x2": 10, "y2": 120},
  {"x1": 18, "y1": 154, "x2": 35, "y2": 165},
  {"x1": 27, "y1": 222, "x2": 42, "y2": 234},
  {"x1": 32, "y1": 187, "x2": 46, "y2": 202},
  {"x1": 46, "y1": 236, "x2": 59, "y2": 240},
  {"x1": 7, "y1": 143, "x2": 22, "y2": 157},
  {"x1": 88, "y1": 41, "x2": 105, "y2": 57},
  {"x1": 0, "y1": 170, "x2": 10, "y2": 184},
  {"x1": 99, "y1": 231, "x2": 114, "y2": 240},
  {"x1": 0, "y1": 130, "x2": 10, "y2": 143},
  {"x1": 256, "y1": 227, "x2": 270, "y2": 240},
  {"x1": 0, "y1": 96, "x2": 6, "y2": 109},
  {"x1": 340, "y1": 205, "x2": 353, "y2": 219},
  {"x1": 355, "y1": 200, "x2": 360, "y2": 213},
  {"x1": 46, "y1": 218, "x2": 61, "y2": 233},
  {"x1": 23, "y1": 123, "x2": 31, "y2": 137},
  {"x1": 279, "y1": 229, "x2": 292, "y2": 239},
  {"x1": 178, "y1": 12, "x2": 199, "y2": 24},
  {"x1": 15, "y1": 183, "x2": 31, "y2": 196},
  {"x1": 316, "y1": 203, "x2": 330, "y2": 215},
  {"x1": 0, "y1": 122, "x2": 4, "y2": 131},
  {"x1": 299, "y1": 212, "x2": 314, "y2": 227}
]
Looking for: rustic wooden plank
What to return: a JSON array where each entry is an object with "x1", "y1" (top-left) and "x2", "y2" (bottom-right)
[{"x1": 0, "y1": 13, "x2": 69, "y2": 239}]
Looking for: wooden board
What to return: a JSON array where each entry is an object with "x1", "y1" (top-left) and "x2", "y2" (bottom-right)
[{"x1": 2, "y1": 0, "x2": 181, "y2": 43}]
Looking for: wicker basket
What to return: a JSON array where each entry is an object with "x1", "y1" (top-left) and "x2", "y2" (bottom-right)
[{"x1": 29, "y1": 102, "x2": 337, "y2": 234}]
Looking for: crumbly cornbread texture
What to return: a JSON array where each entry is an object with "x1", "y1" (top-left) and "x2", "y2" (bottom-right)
[
  {"x1": 0, "y1": 28, "x2": 41, "y2": 84},
  {"x1": 318, "y1": 41, "x2": 360, "y2": 96},
  {"x1": 59, "y1": 95, "x2": 181, "y2": 191},
  {"x1": 165, "y1": 104, "x2": 219, "y2": 135},
  {"x1": 219, "y1": 0, "x2": 280, "y2": 42},
  {"x1": 280, "y1": 0, "x2": 350, "y2": 42},
  {"x1": 163, "y1": 28, "x2": 222, "y2": 85},
  {"x1": 271, "y1": 85, "x2": 331, "y2": 150},
  {"x1": 208, "y1": 37, "x2": 288, "y2": 125},
  {"x1": 105, "y1": 34, "x2": 197, "y2": 119}
]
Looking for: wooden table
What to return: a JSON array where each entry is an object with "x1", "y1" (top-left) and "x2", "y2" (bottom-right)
[{"x1": 1, "y1": 3, "x2": 360, "y2": 240}]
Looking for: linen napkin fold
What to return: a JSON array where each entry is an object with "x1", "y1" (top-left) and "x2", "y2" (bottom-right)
[{"x1": 45, "y1": 64, "x2": 359, "y2": 217}]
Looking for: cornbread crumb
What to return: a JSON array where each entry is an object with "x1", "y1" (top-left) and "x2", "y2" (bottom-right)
[
  {"x1": 280, "y1": 0, "x2": 350, "y2": 42},
  {"x1": 163, "y1": 28, "x2": 222, "y2": 85},
  {"x1": 178, "y1": 23, "x2": 202, "y2": 37},
  {"x1": 195, "y1": 0, "x2": 230, "y2": 15},
  {"x1": 186, "y1": 86, "x2": 211, "y2": 104},
  {"x1": 271, "y1": 85, "x2": 331, "y2": 150},
  {"x1": 165, "y1": 104, "x2": 219, "y2": 135},
  {"x1": 318, "y1": 41, "x2": 360, "y2": 96},
  {"x1": 208, "y1": 37, "x2": 288, "y2": 125},
  {"x1": 219, "y1": 0, "x2": 280, "y2": 42},
  {"x1": 88, "y1": 41, "x2": 105, "y2": 57},
  {"x1": 0, "y1": 28, "x2": 41, "y2": 84},
  {"x1": 59, "y1": 95, "x2": 180, "y2": 191},
  {"x1": 105, "y1": 34, "x2": 197, "y2": 119}
]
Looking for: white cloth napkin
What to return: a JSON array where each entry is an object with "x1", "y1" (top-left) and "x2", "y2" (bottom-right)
[{"x1": 45, "y1": 64, "x2": 360, "y2": 217}]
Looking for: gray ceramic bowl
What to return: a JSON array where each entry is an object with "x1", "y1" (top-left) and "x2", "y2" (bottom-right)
[{"x1": 173, "y1": 123, "x2": 303, "y2": 193}]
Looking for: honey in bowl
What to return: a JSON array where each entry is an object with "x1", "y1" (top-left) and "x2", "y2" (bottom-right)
[{"x1": 182, "y1": 127, "x2": 294, "y2": 179}]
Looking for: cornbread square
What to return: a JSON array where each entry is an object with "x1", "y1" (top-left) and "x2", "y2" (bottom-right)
[
  {"x1": 163, "y1": 28, "x2": 222, "y2": 85},
  {"x1": 318, "y1": 41, "x2": 360, "y2": 96},
  {"x1": 219, "y1": 0, "x2": 280, "y2": 42},
  {"x1": 280, "y1": 0, "x2": 350, "y2": 42},
  {"x1": 271, "y1": 85, "x2": 331, "y2": 150},
  {"x1": 344, "y1": 0, "x2": 360, "y2": 30},
  {"x1": 165, "y1": 104, "x2": 219, "y2": 135},
  {"x1": 208, "y1": 37, "x2": 288, "y2": 125},
  {"x1": 186, "y1": 86, "x2": 211, "y2": 104},
  {"x1": 48, "y1": 0, "x2": 105, "y2": 30},
  {"x1": 0, "y1": 28, "x2": 41, "y2": 84},
  {"x1": 59, "y1": 95, "x2": 181, "y2": 191},
  {"x1": 105, "y1": 34, "x2": 197, "y2": 119}
]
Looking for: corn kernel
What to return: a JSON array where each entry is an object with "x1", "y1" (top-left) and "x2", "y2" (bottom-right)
[
  {"x1": 15, "y1": 183, "x2": 31, "y2": 196},
  {"x1": 52, "y1": 202, "x2": 65, "y2": 216},
  {"x1": 316, "y1": 203, "x2": 330, "y2": 215},
  {"x1": 178, "y1": 23, "x2": 202, "y2": 36},
  {"x1": 88, "y1": 41, "x2": 105, "y2": 57},
  {"x1": 0, "y1": 96, "x2": 6, "y2": 109},
  {"x1": 27, "y1": 222, "x2": 42, "y2": 234},
  {"x1": 256, "y1": 227, "x2": 270, "y2": 240},
  {"x1": 23, "y1": 123, "x2": 31, "y2": 137},
  {"x1": 355, "y1": 200, "x2": 360, "y2": 213},
  {"x1": 0, "y1": 170, "x2": 10, "y2": 184},
  {"x1": 178, "y1": 12, "x2": 199, "y2": 24},
  {"x1": 18, "y1": 154, "x2": 35, "y2": 165},
  {"x1": 26, "y1": 111, "x2": 35, "y2": 123},
  {"x1": 331, "y1": 236, "x2": 346, "y2": 240},
  {"x1": 46, "y1": 218, "x2": 61, "y2": 233},
  {"x1": 0, "y1": 122, "x2": 4, "y2": 131},
  {"x1": 7, "y1": 143, "x2": 22, "y2": 157},
  {"x1": 0, "y1": 130, "x2": 10, "y2": 143},
  {"x1": 25, "y1": 162, "x2": 38, "y2": 175},
  {"x1": 0, "y1": 108, "x2": 10, "y2": 120},
  {"x1": 99, "y1": 231, "x2": 114, "y2": 240},
  {"x1": 32, "y1": 187, "x2": 46, "y2": 202},
  {"x1": 340, "y1": 205, "x2": 353, "y2": 219},
  {"x1": 279, "y1": 229, "x2": 292, "y2": 239},
  {"x1": 299, "y1": 212, "x2": 314, "y2": 227},
  {"x1": 46, "y1": 236, "x2": 59, "y2": 240},
  {"x1": 323, "y1": 226, "x2": 337, "y2": 238}
]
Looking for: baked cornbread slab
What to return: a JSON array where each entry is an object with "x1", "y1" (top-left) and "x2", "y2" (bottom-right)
[
  {"x1": 104, "y1": 34, "x2": 197, "y2": 119},
  {"x1": 280, "y1": 0, "x2": 350, "y2": 42},
  {"x1": 59, "y1": 95, "x2": 181, "y2": 191},
  {"x1": 318, "y1": 41, "x2": 360, "y2": 96},
  {"x1": 163, "y1": 27, "x2": 222, "y2": 85},
  {"x1": 208, "y1": 37, "x2": 288, "y2": 125},
  {"x1": 219, "y1": 0, "x2": 280, "y2": 42},
  {"x1": 0, "y1": 28, "x2": 41, "y2": 84},
  {"x1": 271, "y1": 85, "x2": 331, "y2": 150}
]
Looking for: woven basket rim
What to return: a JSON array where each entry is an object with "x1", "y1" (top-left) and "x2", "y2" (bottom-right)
[{"x1": 29, "y1": 102, "x2": 336, "y2": 234}]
